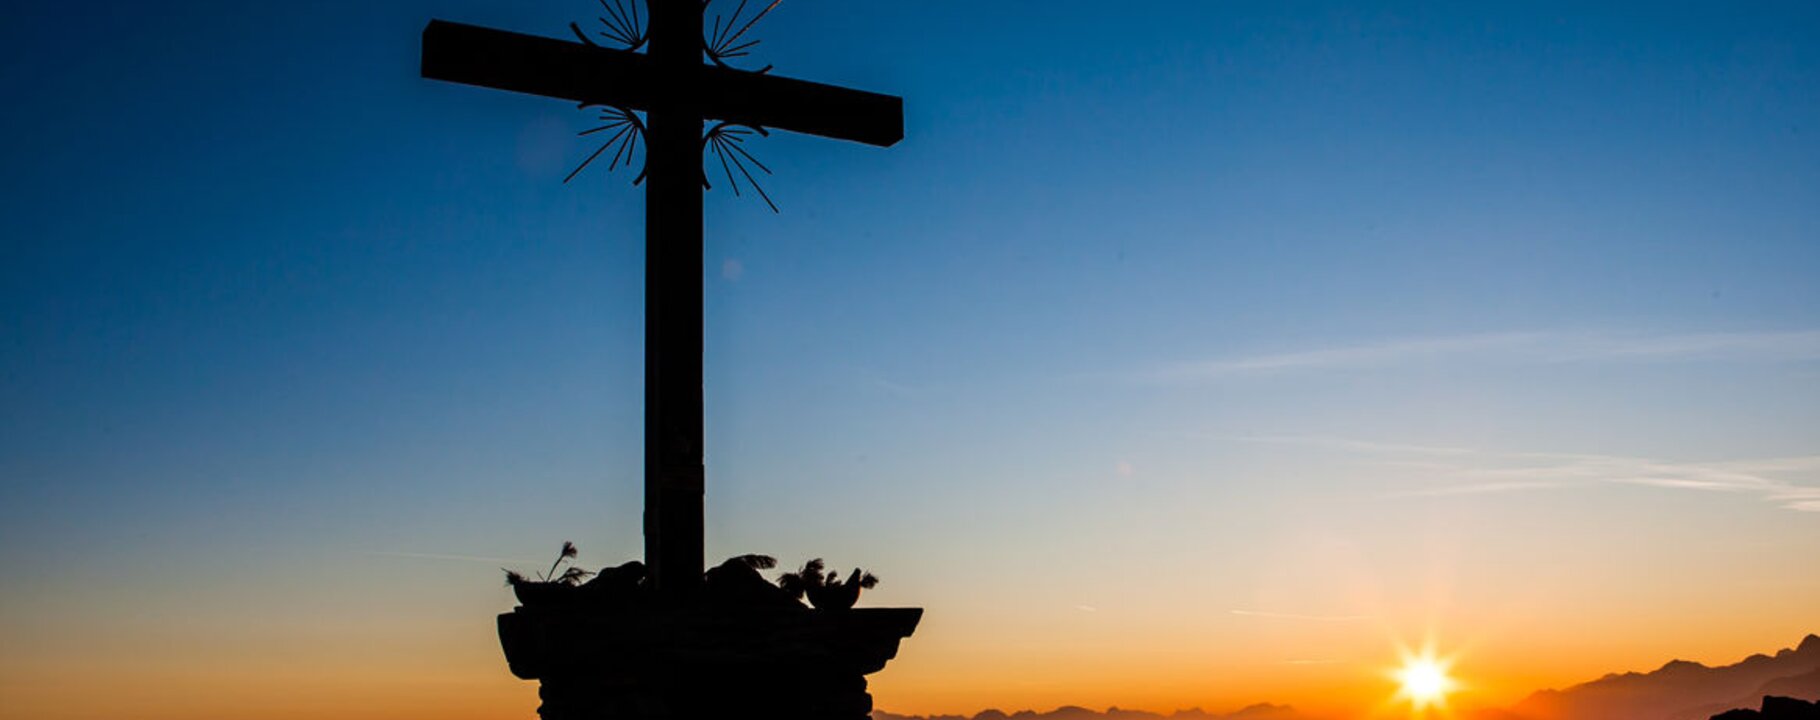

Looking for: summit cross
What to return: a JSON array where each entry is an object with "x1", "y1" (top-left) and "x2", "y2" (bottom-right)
[{"x1": 420, "y1": 3, "x2": 903, "y2": 597}]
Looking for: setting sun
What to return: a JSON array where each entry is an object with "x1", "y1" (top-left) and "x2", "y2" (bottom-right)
[{"x1": 1394, "y1": 651, "x2": 1457, "y2": 711}]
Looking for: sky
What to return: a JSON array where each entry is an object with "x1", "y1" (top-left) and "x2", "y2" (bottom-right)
[{"x1": 3, "y1": 1, "x2": 1819, "y2": 718}]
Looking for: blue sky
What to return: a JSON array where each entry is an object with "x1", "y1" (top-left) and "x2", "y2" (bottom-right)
[{"x1": 2, "y1": 1, "x2": 1818, "y2": 716}]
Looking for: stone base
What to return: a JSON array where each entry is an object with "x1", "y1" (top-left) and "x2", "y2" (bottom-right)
[{"x1": 499, "y1": 604, "x2": 921, "y2": 720}]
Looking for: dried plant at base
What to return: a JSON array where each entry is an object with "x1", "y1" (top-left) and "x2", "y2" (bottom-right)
[
  {"x1": 776, "y1": 557, "x2": 825, "y2": 597},
  {"x1": 776, "y1": 558, "x2": 880, "y2": 610},
  {"x1": 503, "y1": 541, "x2": 596, "y2": 587},
  {"x1": 729, "y1": 553, "x2": 778, "y2": 570}
]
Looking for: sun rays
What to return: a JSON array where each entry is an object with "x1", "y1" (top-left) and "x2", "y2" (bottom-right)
[{"x1": 1387, "y1": 639, "x2": 1461, "y2": 715}]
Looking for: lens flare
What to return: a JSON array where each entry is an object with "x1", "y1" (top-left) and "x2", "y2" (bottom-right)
[{"x1": 1390, "y1": 645, "x2": 1457, "y2": 712}]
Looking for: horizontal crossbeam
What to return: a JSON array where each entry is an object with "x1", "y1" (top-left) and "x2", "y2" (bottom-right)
[{"x1": 422, "y1": 20, "x2": 902, "y2": 147}]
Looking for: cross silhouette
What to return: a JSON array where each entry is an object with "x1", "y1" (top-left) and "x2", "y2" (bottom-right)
[{"x1": 421, "y1": 3, "x2": 902, "y2": 598}]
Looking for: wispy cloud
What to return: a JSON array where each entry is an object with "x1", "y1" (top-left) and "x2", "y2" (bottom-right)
[
  {"x1": 1229, "y1": 609, "x2": 1372, "y2": 622},
  {"x1": 1245, "y1": 435, "x2": 1479, "y2": 458},
  {"x1": 1150, "y1": 329, "x2": 1820, "y2": 381},
  {"x1": 1399, "y1": 480, "x2": 1565, "y2": 497},
  {"x1": 850, "y1": 367, "x2": 924, "y2": 398},
  {"x1": 1249, "y1": 436, "x2": 1820, "y2": 513}
]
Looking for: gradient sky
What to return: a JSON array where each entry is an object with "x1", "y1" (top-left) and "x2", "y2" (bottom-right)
[{"x1": 3, "y1": 1, "x2": 1819, "y2": 718}]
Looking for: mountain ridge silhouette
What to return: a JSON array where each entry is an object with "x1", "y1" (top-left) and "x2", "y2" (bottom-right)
[
  {"x1": 1500, "y1": 634, "x2": 1819, "y2": 720},
  {"x1": 873, "y1": 635, "x2": 1820, "y2": 720},
  {"x1": 874, "y1": 702, "x2": 1306, "y2": 720}
]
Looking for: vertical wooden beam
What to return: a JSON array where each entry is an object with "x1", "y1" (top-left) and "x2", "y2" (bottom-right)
[{"x1": 643, "y1": 0, "x2": 706, "y2": 599}]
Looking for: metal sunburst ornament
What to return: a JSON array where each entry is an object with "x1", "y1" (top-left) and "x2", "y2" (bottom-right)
[
  {"x1": 567, "y1": 104, "x2": 648, "y2": 185},
  {"x1": 572, "y1": 0, "x2": 647, "y2": 50},
  {"x1": 704, "y1": 0, "x2": 779, "y2": 73},
  {"x1": 565, "y1": 0, "x2": 650, "y2": 186},
  {"x1": 561, "y1": 0, "x2": 784, "y2": 212},
  {"x1": 704, "y1": 121, "x2": 777, "y2": 212}
]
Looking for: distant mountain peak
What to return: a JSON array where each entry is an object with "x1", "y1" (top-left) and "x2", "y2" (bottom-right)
[
  {"x1": 1507, "y1": 634, "x2": 1820, "y2": 720},
  {"x1": 874, "y1": 703, "x2": 1312, "y2": 720}
]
